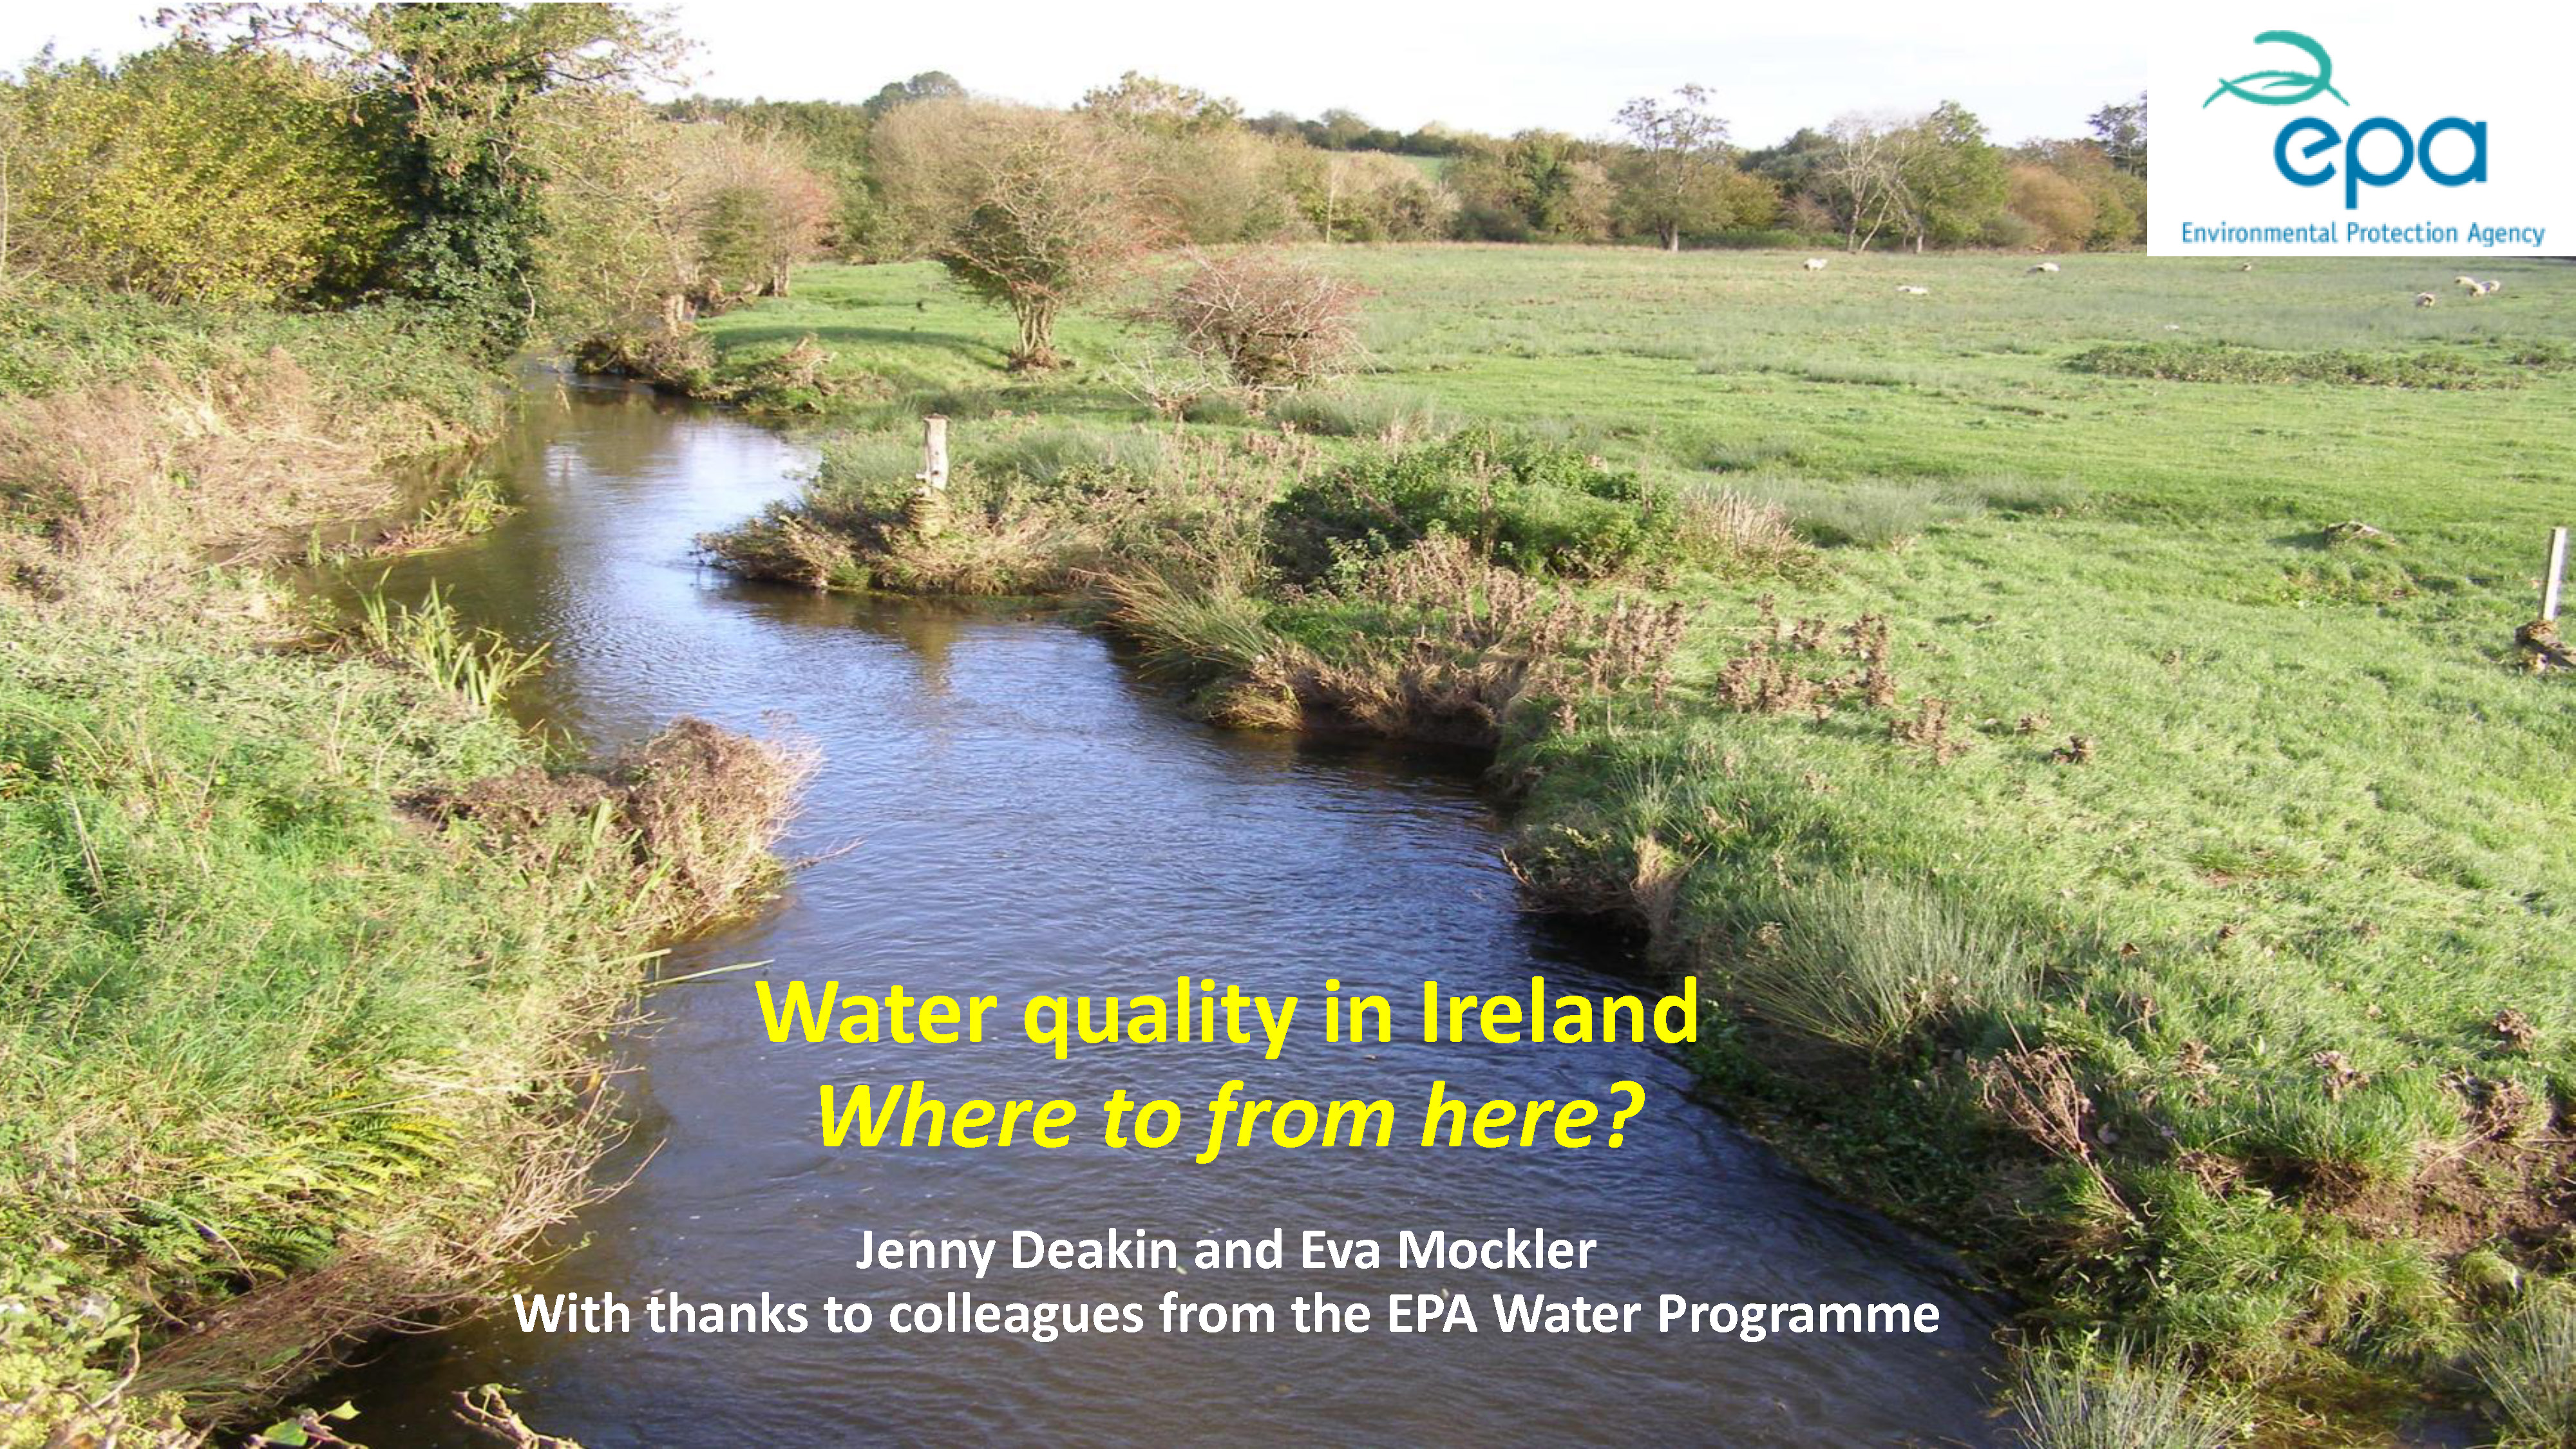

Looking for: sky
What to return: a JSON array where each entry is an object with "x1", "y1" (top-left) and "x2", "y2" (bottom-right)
[{"x1": 0, "y1": 1, "x2": 2164, "y2": 147}]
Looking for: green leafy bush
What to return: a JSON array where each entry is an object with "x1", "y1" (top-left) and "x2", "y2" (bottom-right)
[
  {"x1": 3, "y1": 44, "x2": 401, "y2": 305},
  {"x1": 1267, "y1": 425, "x2": 1671, "y2": 579}
]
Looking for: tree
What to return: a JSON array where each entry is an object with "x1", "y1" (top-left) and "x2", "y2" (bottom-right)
[
  {"x1": 705, "y1": 98, "x2": 877, "y2": 255},
  {"x1": 173, "y1": 3, "x2": 683, "y2": 353},
  {"x1": 523, "y1": 87, "x2": 701, "y2": 339},
  {"x1": 871, "y1": 100, "x2": 1152, "y2": 368},
  {"x1": 694, "y1": 126, "x2": 834, "y2": 298},
  {"x1": 2089, "y1": 93, "x2": 2148, "y2": 178},
  {"x1": 1611, "y1": 84, "x2": 1734, "y2": 251},
  {"x1": 2017, "y1": 137, "x2": 2146, "y2": 249},
  {"x1": 1743, "y1": 127, "x2": 1836, "y2": 198},
  {"x1": 1819, "y1": 113, "x2": 1911, "y2": 251},
  {"x1": 1316, "y1": 108, "x2": 1374, "y2": 151},
  {"x1": 1077, "y1": 71, "x2": 1242, "y2": 134},
  {"x1": 1447, "y1": 130, "x2": 1613, "y2": 242},
  {"x1": 1128, "y1": 127, "x2": 1300, "y2": 245},
  {"x1": 2005, "y1": 162, "x2": 2094, "y2": 250},
  {"x1": 862, "y1": 71, "x2": 962, "y2": 120},
  {"x1": 1896, "y1": 101, "x2": 2006, "y2": 251},
  {"x1": 1276, "y1": 147, "x2": 1452, "y2": 242}
]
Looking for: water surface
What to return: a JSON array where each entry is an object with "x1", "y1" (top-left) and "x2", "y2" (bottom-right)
[{"x1": 323, "y1": 379, "x2": 2004, "y2": 1447}]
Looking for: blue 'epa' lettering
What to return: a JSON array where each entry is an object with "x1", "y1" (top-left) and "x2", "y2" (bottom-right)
[{"x1": 2274, "y1": 117, "x2": 2488, "y2": 207}]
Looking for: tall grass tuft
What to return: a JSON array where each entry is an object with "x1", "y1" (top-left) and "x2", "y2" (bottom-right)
[
  {"x1": 2009, "y1": 1350, "x2": 2246, "y2": 1449},
  {"x1": 1672, "y1": 481, "x2": 1817, "y2": 575},
  {"x1": 1269, "y1": 387, "x2": 1456, "y2": 440},
  {"x1": 2471, "y1": 1296, "x2": 2576, "y2": 1446},
  {"x1": 1729, "y1": 874, "x2": 2032, "y2": 1057},
  {"x1": 1728, "y1": 474, "x2": 1978, "y2": 550},
  {"x1": 354, "y1": 582, "x2": 547, "y2": 712}
]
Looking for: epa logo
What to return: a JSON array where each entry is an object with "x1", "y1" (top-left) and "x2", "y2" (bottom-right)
[{"x1": 2206, "y1": 30, "x2": 2486, "y2": 208}]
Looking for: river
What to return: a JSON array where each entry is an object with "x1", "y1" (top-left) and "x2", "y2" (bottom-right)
[{"x1": 317, "y1": 377, "x2": 2005, "y2": 1447}]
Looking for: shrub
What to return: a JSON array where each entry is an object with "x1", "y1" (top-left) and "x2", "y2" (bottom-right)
[
  {"x1": 1727, "y1": 874, "x2": 2032, "y2": 1058},
  {"x1": 1267, "y1": 425, "x2": 1671, "y2": 580},
  {"x1": 1154, "y1": 248, "x2": 1366, "y2": 401},
  {"x1": 3, "y1": 44, "x2": 401, "y2": 304}
]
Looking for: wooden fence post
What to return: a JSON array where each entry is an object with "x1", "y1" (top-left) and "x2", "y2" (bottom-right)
[
  {"x1": 918, "y1": 413, "x2": 950, "y2": 493},
  {"x1": 2545, "y1": 526, "x2": 2568, "y2": 622},
  {"x1": 906, "y1": 413, "x2": 950, "y2": 537}
]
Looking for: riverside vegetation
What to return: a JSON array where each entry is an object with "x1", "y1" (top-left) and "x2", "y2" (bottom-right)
[
  {"x1": 695, "y1": 247, "x2": 2576, "y2": 1446},
  {"x1": 0, "y1": 284, "x2": 809, "y2": 1449},
  {"x1": 0, "y1": 9, "x2": 810, "y2": 1445}
]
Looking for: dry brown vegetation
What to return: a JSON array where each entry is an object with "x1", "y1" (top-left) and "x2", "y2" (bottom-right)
[
  {"x1": 421, "y1": 717, "x2": 815, "y2": 934},
  {"x1": 1151, "y1": 248, "x2": 1367, "y2": 402},
  {"x1": 0, "y1": 350, "x2": 484, "y2": 600},
  {"x1": 1105, "y1": 533, "x2": 1690, "y2": 746}
]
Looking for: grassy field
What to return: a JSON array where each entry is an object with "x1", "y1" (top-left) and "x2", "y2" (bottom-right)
[{"x1": 700, "y1": 247, "x2": 2576, "y2": 1443}]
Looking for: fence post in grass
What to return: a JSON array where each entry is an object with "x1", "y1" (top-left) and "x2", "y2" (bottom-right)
[
  {"x1": 918, "y1": 413, "x2": 950, "y2": 493},
  {"x1": 2544, "y1": 526, "x2": 2568, "y2": 622},
  {"x1": 906, "y1": 413, "x2": 950, "y2": 537}
]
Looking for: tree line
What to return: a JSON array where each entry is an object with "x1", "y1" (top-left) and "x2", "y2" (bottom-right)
[
  {"x1": 670, "y1": 72, "x2": 2148, "y2": 258},
  {"x1": 0, "y1": 4, "x2": 2146, "y2": 380}
]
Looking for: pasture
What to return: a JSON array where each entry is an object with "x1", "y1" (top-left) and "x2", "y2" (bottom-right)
[{"x1": 703, "y1": 247, "x2": 2576, "y2": 1437}]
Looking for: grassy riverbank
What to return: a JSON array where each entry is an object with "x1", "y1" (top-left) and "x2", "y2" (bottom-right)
[
  {"x1": 0, "y1": 287, "x2": 803, "y2": 1445},
  {"x1": 697, "y1": 248, "x2": 2576, "y2": 1444}
]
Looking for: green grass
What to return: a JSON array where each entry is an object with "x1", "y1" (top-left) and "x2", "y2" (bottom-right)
[
  {"x1": 0, "y1": 285, "x2": 797, "y2": 1446},
  {"x1": 701, "y1": 247, "x2": 2576, "y2": 1441}
]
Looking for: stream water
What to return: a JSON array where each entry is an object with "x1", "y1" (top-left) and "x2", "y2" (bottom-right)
[{"x1": 317, "y1": 377, "x2": 2005, "y2": 1447}]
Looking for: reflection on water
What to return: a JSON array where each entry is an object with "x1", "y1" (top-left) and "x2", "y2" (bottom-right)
[{"x1": 319, "y1": 379, "x2": 2004, "y2": 1447}]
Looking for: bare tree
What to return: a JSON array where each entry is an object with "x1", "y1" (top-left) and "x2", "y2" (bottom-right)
[
  {"x1": 1821, "y1": 112, "x2": 1914, "y2": 252},
  {"x1": 872, "y1": 100, "x2": 1153, "y2": 369}
]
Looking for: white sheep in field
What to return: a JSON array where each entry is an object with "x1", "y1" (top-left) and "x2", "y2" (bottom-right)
[
  {"x1": 2416, "y1": 292, "x2": 2439, "y2": 307},
  {"x1": 2028, "y1": 261, "x2": 2061, "y2": 274},
  {"x1": 2239, "y1": 262, "x2": 2255, "y2": 272},
  {"x1": 2481, "y1": 278, "x2": 2504, "y2": 296},
  {"x1": 1895, "y1": 285, "x2": 1929, "y2": 295},
  {"x1": 1802, "y1": 257, "x2": 1829, "y2": 272}
]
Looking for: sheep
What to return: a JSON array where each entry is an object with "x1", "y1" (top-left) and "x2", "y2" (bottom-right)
[
  {"x1": 2415, "y1": 292, "x2": 2438, "y2": 307},
  {"x1": 2455, "y1": 276, "x2": 2481, "y2": 289},
  {"x1": 1895, "y1": 285, "x2": 1929, "y2": 296},
  {"x1": 2481, "y1": 278, "x2": 2504, "y2": 296},
  {"x1": 1802, "y1": 258, "x2": 1830, "y2": 272},
  {"x1": 2028, "y1": 261, "x2": 2061, "y2": 274},
  {"x1": 2239, "y1": 262, "x2": 2255, "y2": 272}
]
